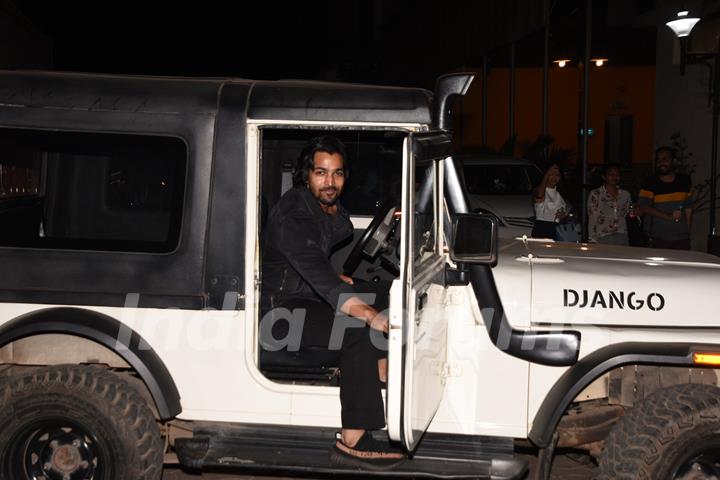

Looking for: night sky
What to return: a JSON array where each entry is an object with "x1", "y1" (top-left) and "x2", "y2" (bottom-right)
[
  {"x1": 14, "y1": 1, "x2": 338, "y2": 77},
  {"x1": 12, "y1": 0, "x2": 476, "y2": 88},
  {"x1": 11, "y1": 0, "x2": 657, "y2": 89}
]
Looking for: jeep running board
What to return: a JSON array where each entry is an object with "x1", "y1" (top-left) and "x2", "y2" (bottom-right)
[{"x1": 175, "y1": 423, "x2": 527, "y2": 479}]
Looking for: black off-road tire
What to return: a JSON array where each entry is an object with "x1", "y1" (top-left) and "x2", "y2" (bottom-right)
[
  {"x1": 0, "y1": 364, "x2": 163, "y2": 480},
  {"x1": 595, "y1": 383, "x2": 720, "y2": 480}
]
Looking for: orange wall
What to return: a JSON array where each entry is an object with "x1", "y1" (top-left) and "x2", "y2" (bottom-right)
[{"x1": 457, "y1": 66, "x2": 656, "y2": 166}]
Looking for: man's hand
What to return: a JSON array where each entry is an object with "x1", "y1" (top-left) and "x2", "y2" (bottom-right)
[
  {"x1": 340, "y1": 296, "x2": 387, "y2": 333},
  {"x1": 339, "y1": 274, "x2": 354, "y2": 285},
  {"x1": 671, "y1": 209, "x2": 682, "y2": 222},
  {"x1": 368, "y1": 312, "x2": 389, "y2": 333}
]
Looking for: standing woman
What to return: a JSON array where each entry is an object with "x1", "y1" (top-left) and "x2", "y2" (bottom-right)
[
  {"x1": 532, "y1": 163, "x2": 568, "y2": 239},
  {"x1": 587, "y1": 163, "x2": 631, "y2": 245}
]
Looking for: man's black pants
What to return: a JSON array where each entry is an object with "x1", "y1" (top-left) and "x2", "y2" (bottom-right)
[{"x1": 263, "y1": 280, "x2": 389, "y2": 430}]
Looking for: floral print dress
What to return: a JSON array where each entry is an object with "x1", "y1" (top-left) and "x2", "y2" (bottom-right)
[{"x1": 588, "y1": 185, "x2": 631, "y2": 242}]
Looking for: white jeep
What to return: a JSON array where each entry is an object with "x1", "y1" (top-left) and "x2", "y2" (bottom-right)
[{"x1": 0, "y1": 70, "x2": 718, "y2": 480}]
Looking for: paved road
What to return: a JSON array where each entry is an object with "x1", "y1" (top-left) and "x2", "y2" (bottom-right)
[{"x1": 162, "y1": 448, "x2": 597, "y2": 479}]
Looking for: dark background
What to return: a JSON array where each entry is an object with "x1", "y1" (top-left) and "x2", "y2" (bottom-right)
[{"x1": 8, "y1": 0, "x2": 658, "y2": 89}]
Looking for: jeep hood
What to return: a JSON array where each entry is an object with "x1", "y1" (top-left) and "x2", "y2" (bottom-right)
[
  {"x1": 496, "y1": 238, "x2": 720, "y2": 327},
  {"x1": 524, "y1": 239, "x2": 720, "y2": 266}
]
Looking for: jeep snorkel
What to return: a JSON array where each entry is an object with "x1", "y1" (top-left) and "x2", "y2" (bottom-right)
[{"x1": 435, "y1": 73, "x2": 581, "y2": 367}]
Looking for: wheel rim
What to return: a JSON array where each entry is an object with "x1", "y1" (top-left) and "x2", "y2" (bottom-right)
[
  {"x1": 673, "y1": 446, "x2": 720, "y2": 479},
  {"x1": 9, "y1": 418, "x2": 101, "y2": 480}
]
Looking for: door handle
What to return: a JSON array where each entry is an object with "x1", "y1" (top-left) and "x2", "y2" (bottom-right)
[{"x1": 417, "y1": 292, "x2": 428, "y2": 311}]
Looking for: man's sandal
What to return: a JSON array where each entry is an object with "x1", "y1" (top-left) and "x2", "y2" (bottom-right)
[{"x1": 334, "y1": 431, "x2": 405, "y2": 461}]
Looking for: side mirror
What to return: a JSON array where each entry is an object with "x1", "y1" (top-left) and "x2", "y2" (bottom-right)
[{"x1": 450, "y1": 214, "x2": 498, "y2": 266}]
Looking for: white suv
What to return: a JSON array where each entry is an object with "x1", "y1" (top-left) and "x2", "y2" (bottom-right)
[{"x1": 459, "y1": 155, "x2": 542, "y2": 238}]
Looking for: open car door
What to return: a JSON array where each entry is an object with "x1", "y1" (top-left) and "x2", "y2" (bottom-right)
[{"x1": 387, "y1": 131, "x2": 452, "y2": 451}]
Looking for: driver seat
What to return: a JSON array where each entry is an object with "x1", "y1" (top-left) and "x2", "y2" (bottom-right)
[
  {"x1": 259, "y1": 302, "x2": 341, "y2": 385},
  {"x1": 259, "y1": 348, "x2": 341, "y2": 384},
  {"x1": 258, "y1": 278, "x2": 390, "y2": 384}
]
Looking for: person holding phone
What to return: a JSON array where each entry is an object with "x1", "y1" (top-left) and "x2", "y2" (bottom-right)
[{"x1": 532, "y1": 163, "x2": 569, "y2": 240}]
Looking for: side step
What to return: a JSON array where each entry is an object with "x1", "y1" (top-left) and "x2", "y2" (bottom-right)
[{"x1": 175, "y1": 423, "x2": 527, "y2": 479}]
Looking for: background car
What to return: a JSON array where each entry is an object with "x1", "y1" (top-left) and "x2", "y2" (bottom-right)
[{"x1": 457, "y1": 155, "x2": 543, "y2": 238}]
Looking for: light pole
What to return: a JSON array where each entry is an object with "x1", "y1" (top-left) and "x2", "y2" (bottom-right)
[
  {"x1": 552, "y1": 46, "x2": 606, "y2": 245},
  {"x1": 581, "y1": 0, "x2": 592, "y2": 243},
  {"x1": 552, "y1": 0, "x2": 597, "y2": 243},
  {"x1": 666, "y1": 9, "x2": 720, "y2": 253}
]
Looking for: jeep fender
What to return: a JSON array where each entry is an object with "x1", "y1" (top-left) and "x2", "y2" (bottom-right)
[
  {"x1": 528, "y1": 341, "x2": 720, "y2": 448},
  {"x1": 0, "y1": 307, "x2": 181, "y2": 420}
]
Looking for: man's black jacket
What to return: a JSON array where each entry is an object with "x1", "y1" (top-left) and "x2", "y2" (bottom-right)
[{"x1": 261, "y1": 186, "x2": 355, "y2": 311}]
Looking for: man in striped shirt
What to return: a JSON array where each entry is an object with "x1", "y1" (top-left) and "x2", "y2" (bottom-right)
[{"x1": 637, "y1": 146, "x2": 695, "y2": 250}]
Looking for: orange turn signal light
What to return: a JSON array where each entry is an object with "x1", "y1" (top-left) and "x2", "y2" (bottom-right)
[{"x1": 693, "y1": 353, "x2": 720, "y2": 366}]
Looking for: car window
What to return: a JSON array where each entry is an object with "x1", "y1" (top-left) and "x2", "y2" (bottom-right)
[
  {"x1": 0, "y1": 128, "x2": 186, "y2": 252},
  {"x1": 341, "y1": 136, "x2": 403, "y2": 215},
  {"x1": 526, "y1": 165, "x2": 542, "y2": 188},
  {"x1": 463, "y1": 164, "x2": 539, "y2": 195}
]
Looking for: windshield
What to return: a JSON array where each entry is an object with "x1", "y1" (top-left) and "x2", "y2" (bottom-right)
[{"x1": 463, "y1": 164, "x2": 541, "y2": 195}]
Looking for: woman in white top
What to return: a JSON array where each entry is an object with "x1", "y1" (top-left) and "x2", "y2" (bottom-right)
[
  {"x1": 532, "y1": 164, "x2": 568, "y2": 239},
  {"x1": 587, "y1": 163, "x2": 631, "y2": 245}
]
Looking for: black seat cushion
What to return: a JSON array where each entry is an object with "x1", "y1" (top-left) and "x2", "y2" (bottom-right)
[{"x1": 260, "y1": 347, "x2": 341, "y2": 370}]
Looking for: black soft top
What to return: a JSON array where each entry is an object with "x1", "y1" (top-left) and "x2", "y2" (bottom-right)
[{"x1": 0, "y1": 70, "x2": 432, "y2": 124}]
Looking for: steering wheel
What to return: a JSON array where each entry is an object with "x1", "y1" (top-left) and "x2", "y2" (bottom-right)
[{"x1": 342, "y1": 203, "x2": 399, "y2": 276}]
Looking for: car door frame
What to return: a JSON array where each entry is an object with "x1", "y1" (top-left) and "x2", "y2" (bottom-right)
[{"x1": 386, "y1": 131, "x2": 453, "y2": 451}]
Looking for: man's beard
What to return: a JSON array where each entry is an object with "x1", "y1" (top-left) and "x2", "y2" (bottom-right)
[{"x1": 317, "y1": 187, "x2": 339, "y2": 206}]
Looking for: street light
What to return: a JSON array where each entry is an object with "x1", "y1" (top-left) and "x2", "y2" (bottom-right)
[
  {"x1": 666, "y1": 10, "x2": 701, "y2": 37},
  {"x1": 666, "y1": 9, "x2": 701, "y2": 75},
  {"x1": 666, "y1": 10, "x2": 720, "y2": 253},
  {"x1": 553, "y1": 58, "x2": 609, "y2": 68}
]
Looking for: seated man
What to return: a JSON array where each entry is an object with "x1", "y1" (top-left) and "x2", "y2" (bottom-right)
[{"x1": 260, "y1": 135, "x2": 403, "y2": 461}]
